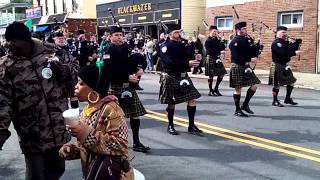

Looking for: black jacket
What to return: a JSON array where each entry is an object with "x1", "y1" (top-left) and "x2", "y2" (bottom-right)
[
  {"x1": 228, "y1": 35, "x2": 259, "y2": 65},
  {"x1": 205, "y1": 36, "x2": 226, "y2": 58},
  {"x1": 161, "y1": 40, "x2": 194, "y2": 75},
  {"x1": 271, "y1": 38, "x2": 297, "y2": 65}
]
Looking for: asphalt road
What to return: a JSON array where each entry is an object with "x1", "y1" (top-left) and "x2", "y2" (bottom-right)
[{"x1": 1, "y1": 73, "x2": 319, "y2": 180}]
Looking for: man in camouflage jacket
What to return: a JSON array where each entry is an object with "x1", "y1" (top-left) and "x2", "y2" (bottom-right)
[{"x1": 0, "y1": 22, "x2": 78, "y2": 180}]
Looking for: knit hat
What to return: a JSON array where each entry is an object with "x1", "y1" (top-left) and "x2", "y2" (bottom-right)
[
  {"x1": 54, "y1": 31, "x2": 64, "y2": 37},
  {"x1": 77, "y1": 29, "x2": 85, "y2": 35},
  {"x1": 78, "y1": 64, "x2": 110, "y2": 98},
  {"x1": 167, "y1": 24, "x2": 181, "y2": 34},
  {"x1": 209, "y1": 25, "x2": 218, "y2": 31},
  {"x1": 109, "y1": 25, "x2": 123, "y2": 34},
  {"x1": 276, "y1": 26, "x2": 287, "y2": 32},
  {"x1": 234, "y1": 21, "x2": 247, "y2": 30},
  {"x1": 5, "y1": 21, "x2": 32, "y2": 42}
]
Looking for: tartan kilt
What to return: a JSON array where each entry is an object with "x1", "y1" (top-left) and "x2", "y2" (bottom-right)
[
  {"x1": 155, "y1": 57, "x2": 164, "y2": 72},
  {"x1": 268, "y1": 62, "x2": 296, "y2": 86},
  {"x1": 159, "y1": 73, "x2": 201, "y2": 104},
  {"x1": 109, "y1": 84, "x2": 146, "y2": 118},
  {"x1": 205, "y1": 56, "x2": 227, "y2": 77},
  {"x1": 229, "y1": 63, "x2": 261, "y2": 88}
]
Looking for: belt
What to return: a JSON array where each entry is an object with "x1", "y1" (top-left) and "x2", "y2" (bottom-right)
[{"x1": 167, "y1": 72, "x2": 187, "y2": 77}]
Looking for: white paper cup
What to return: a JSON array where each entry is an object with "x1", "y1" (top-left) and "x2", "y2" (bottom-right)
[
  {"x1": 63, "y1": 108, "x2": 80, "y2": 126},
  {"x1": 133, "y1": 168, "x2": 145, "y2": 180}
]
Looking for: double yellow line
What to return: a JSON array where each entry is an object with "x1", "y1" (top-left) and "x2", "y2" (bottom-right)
[{"x1": 145, "y1": 110, "x2": 320, "y2": 163}]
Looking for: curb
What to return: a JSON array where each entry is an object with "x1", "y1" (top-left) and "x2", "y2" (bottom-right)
[
  {"x1": 147, "y1": 71, "x2": 319, "y2": 91},
  {"x1": 187, "y1": 73, "x2": 319, "y2": 91}
]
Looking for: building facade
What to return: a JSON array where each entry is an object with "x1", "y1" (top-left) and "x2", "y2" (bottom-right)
[
  {"x1": 23, "y1": 0, "x2": 98, "y2": 39},
  {"x1": 0, "y1": 0, "x2": 33, "y2": 41},
  {"x1": 97, "y1": 0, "x2": 181, "y2": 39},
  {"x1": 206, "y1": 0, "x2": 318, "y2": 73},
  {"x1": 96, "y1": 0, "x2": 206, "y2": 39}
]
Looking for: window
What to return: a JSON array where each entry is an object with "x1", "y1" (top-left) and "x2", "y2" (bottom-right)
[
  {"x1": 279, "y1": 11, "x2": 303, "y2": 28},
  {"x1": 216, "y1": 16, "x2": 233, "y2": 30}
]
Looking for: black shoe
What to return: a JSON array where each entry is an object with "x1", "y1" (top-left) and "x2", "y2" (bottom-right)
[
  {"x1": 135, "y1": 86, "x2": 144, "y2": 91},
  {"x1": 167, "y1": 125, "x2": 179, "y2": 135},
  {"x1": 234, "y1": 110, "x2": 249, "y2": 117},
  {"x1": 208, "y1": 89, "x2": 217, "y2": 96},
  {"x1": 241, "y1": 105, "x2": 254, "y2": 114},
  {"x1": 192, "y1": 71, "x2": 197, "y2": 74},
  {"x1": 213, "y1": 89, "x2": 222, "y2": 96},
  {"x1": 284, "y1": 98, "x2": 298, "y2": 105},
  {"x1": 272, "y1": 100, "x2": 284, "y2": 107},
  {"x1": 199, "y1": 69, "x2": 203, "y2": 74},
  {"x1": 133, "y1": 142, "x2": 150, "y2": 153},
  {"x1": 188, "y1": 125, "x2": 203, "y2": 134}
]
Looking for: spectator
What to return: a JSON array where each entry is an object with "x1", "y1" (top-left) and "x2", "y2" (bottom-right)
[{"x1": 0, "y1": 22, "x2": 77, "y2": 180}]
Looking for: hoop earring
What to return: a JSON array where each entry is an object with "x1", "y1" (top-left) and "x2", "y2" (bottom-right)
[{"x1": 88, "y1": 91, "x2": 100, "y2": 104}]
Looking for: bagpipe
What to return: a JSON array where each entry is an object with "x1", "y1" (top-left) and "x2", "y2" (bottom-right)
[
  {"x1": 108, "y1": 8, "x2": 121, "y2": 27},
  {"x1": 285, "y1": 35, "x2": 302, "y2": 61},
  {"x1": 158, "y1": 20, "x2": 169, "y2": 34},
  {"x1": 232, "y1": 6, "x2": 266, "y2": 57}
]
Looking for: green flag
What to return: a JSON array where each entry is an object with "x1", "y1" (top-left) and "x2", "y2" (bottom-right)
[{"x1": 25, "y1": 19, "x2": 33, "y2": 32}]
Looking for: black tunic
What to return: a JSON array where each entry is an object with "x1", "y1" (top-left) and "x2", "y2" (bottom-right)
[
  {"x1": 271, "y1": 38, "x2": 297, "y2": 65},
  {"x1": 106, "y1": 44, "x2": 136, "y2": 84},
  {"x1": 228, "y1": 35, "x2": 259, "y2": 65},
  {"x1": 161, "y1": 40, "x2": 194, "y2": 75},
  {"x1": 205, "y1": 36, "x2": 226, "y2": 58}
]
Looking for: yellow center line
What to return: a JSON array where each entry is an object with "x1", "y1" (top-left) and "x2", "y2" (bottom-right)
[
  {"x1": 146, "y1": 110, "x2": 320, "y2": 156},
  {"x1": 144, "y1": 112, "x2": 320, "y2": 163}
]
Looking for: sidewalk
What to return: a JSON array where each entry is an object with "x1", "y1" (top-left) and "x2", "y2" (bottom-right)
[{"x1": 187, "y1": 68, "x2": 320, "y2": 90}]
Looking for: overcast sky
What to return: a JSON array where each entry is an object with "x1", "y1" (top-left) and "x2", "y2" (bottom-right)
[{"x1": 96, "y1": 0, "x2": 122, "y2": 5}]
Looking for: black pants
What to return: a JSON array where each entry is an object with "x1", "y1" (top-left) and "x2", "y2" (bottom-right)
[{"x1": 24, "y1": 150, "x2": 65, "y2": 180}]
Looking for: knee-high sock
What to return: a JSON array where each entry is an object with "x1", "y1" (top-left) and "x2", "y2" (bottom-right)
[
  {"x1": 208, "y1": 79, "x2": 213, "y2": 91},
  {"x1": 285, "y1": 85, "x2": 294, "y2": 100},
  {"x1": 214, "y1": 76, "x2": 223, "y2": 91},
  {"x1": 166, "y1": 107, "x2": 175, "y2": 127},
  {"x1": 233, "y1": 94, "x2": 241, "y2": 111},
  {"x1": 243, "y1": 88, "x2": 256, "y2": 107},
  {"x1": 130, "y1": 118, "x2": 140, "y2": 145},
  {"x1": 187, "y1": 106, "x2": 196, "y2": 127},
  {"x1": 272, "y1": 88, "x2": 279, "y2": 101}
]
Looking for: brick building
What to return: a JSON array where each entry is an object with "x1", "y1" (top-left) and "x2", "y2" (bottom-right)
[{"x1": 205, "y1": 0, "x2": 318, "y2": 73}]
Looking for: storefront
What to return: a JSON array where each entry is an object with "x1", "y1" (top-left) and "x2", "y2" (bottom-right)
[{"x1": 96, "y1": 0, "x2": 181, "y2": 39}]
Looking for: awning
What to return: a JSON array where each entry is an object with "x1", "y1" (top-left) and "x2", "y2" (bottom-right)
[
  {"x1": 35, "y1": 26, "x2": 49, "y2": 32},
  {"x1": 18, "y1": 16, "x2": 42, "y2": 26},
  {"x1": 46, "y1": 13, "x2": 67, "y2": 24}
]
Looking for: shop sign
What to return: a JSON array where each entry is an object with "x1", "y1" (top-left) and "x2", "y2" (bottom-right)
[{"x1": 118, "y1": 3, "x2": 152, "y2": 15}]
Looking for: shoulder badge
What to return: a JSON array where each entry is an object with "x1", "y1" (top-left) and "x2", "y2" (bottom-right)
[
  {"x1": 234, "y1": 42, "x2": 238, "y2": 46},
  {"x1": 161, "y1": 46, "x2": 167, "y2": 53},
  {"x1": 277, "y1": 43, "x2": 282, "y2": 48}
]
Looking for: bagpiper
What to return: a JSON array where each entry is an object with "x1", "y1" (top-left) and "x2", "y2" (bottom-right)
[
  {"x1": 269, "y1": 26, "x2": 302, "y2": 106},
  {"x1": 159, "y1": 24, "x2": 203, "y2": 135},
  {"x1": 204, "y1": 25, "x2": 227, "y2": 96},
  {"x1": 102, "y1": 26, "x2": 150, "y2": 153},
  {"x1": 228, "y1": 22, "x2": 261, "y2": 117}
]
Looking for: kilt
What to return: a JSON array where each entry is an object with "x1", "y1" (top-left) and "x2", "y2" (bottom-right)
[
  {"x1": 155, "y1": 57, "x2": 164, "y2": 72},
  {"x1": 229, "y1": 63, "x2": 261, "y2": 88},
  {"x1": 268, "y1": 62, "x2": 297, "y2": 86},
  {"x1": 109, "y1": 83, "x2": 146, "y2": 118},
  {"x1": 205, "y1": 55, "x2": 227, "y2": 77},
  {"x1": 159, "y1": 73, "x2": 201, "y2": 104}
]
